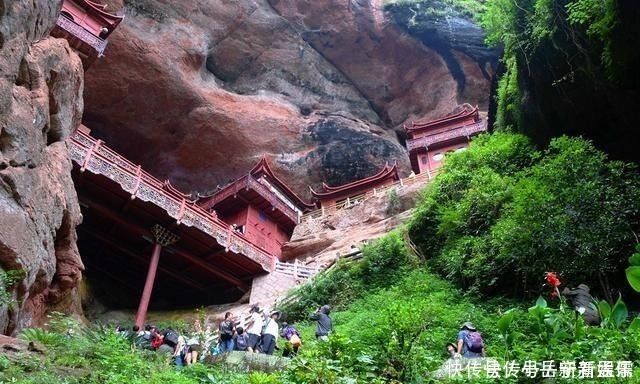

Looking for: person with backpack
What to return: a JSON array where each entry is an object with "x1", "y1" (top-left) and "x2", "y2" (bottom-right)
[
  {"x1": 456, "y1": 322, "x2": 485, "y2": 358},
  {"x1": 280, "y1": 322, "x2": 302, "y2": 357},
  {"x1": 218, "y1": 312, "x2": 236, "y2": 352},
  {"x1": 245, "y1": 305, "x2": 264, "y2": 353},
  {"x1": 234, "y1": 326, "x2": 250, "y2": 352},
  {"x1": 310, "y1": 305, "x2": 332, "y2": 340},
  {"x1": 260, "y1": 311, "x2": 280, "y2": 355}
]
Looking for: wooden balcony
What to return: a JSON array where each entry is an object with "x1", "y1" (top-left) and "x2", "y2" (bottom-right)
[
  {"x1": 68, "y1": 130, "x2": 276, "y2": 272},
  {"x1": 54, "y1": 14, "x2": 108, "y2": 57},
  {"x1": 406, "y1": 121, "x2": 487, "y2": 151}
]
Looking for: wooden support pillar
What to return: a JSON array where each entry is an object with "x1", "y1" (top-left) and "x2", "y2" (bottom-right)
[
  {"x1": 134, "y1": 242, "x2": 161, "y2": 329},
  {"x1": 134, "y1": 224, "x2": 178, "y2": 329}
]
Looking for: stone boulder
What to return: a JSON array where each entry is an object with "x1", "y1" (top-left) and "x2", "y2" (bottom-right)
[{"x1": 205, "y1": 350, "x2": 289, "y2": 373}]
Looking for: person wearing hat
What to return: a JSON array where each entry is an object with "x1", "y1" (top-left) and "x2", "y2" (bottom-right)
[
  {"x1": 456, "y1": 322, "x2": 485, "y2": 358},
  {"x1": 260, "y1": 310, "x2": 280, "y2": 355},
  {"x1": 245, "y1": 305, "x2": 264, "y2": 353},
  {"x1": 310, "y1": 305, "x2": 332, "y2": 340}
]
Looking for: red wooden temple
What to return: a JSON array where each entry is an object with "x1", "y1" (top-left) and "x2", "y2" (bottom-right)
[
  {"x1": 404, "y1": 104, "x2": 487, "y2": 174},
  {"x1": 70, "y1": 127, "x2": 281, "y2": 327},
  {"x1": 310, "y1": 163, "x2": 399, "y2": 209},
  {"x1": 196, "y1": 157, "x2": 315, "y2": 258},
  {"x1": 50, "y1": 0, "x2": 123, "y2": 67}
]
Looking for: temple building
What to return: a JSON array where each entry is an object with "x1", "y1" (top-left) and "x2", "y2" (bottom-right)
[
  {"x1": 310, "y1": 163, "x2": 399, "y2": 209},
  {"x1": 196, "y1": 157, "x2": 315, "y2": 258},
  {"x1": 70, "y1": 127, "x2": 278, "y2": 327},
  {"x1": 404, "y1": 104, "x2": 487, "y2": 174},
  {"x1": 50, "y1": 0, "x2": 123, "y2": 67}
]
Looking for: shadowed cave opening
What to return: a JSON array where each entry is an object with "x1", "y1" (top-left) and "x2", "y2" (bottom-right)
[{"x1": 73, "y1": 169, "x2": 260, "y2": 313}]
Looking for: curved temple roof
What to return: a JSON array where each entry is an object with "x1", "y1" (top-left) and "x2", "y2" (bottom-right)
[
  {"x1": 310, "y1": 162, "x2": 399, "y2": 199},
  {"x1": 63, "y1": 0, "x2": 124, "y2": 37},
  {"x1": 248, "y1": 156, "x2": 316, "y2": 211},
  {"x1": 404, "y1": 104, "x2": 479, "y2": 133}
]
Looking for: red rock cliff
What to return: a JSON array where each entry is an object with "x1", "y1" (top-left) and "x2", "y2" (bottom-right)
[
  {"x1": 83, "y1": 0, "x2": 496, "y2": 196},
  {"x1": 0, "y1": 0, "x2": 84, "y2": 334}
]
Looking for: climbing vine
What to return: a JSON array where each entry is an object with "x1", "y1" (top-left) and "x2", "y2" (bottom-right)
[
  {"x1": 0, "y1": 269, "x2": 24, "y2": 308},
  {"x1": 482, "y1": 0, "x2": 623, "y2": 132}
]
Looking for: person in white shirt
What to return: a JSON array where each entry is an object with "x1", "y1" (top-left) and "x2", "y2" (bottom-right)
[
  {"x1": 245, "y1": 305, "x2": 264, "y2": 353},
  {"x1": 260, "y1": 311, "x2": 280, "y2": 355}
]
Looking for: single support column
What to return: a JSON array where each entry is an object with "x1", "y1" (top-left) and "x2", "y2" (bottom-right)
[
  {"x1": 134, "y1": 243, "x2": 162, "y2": 329},
  {"x1": 134, "y1": 224, "x2": 179, "y2": 329}
]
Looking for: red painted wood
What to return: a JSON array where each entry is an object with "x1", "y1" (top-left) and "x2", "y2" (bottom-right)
[
  {"x1": 310, "y1": 164, "x2": 399, "y2": 209},
  {"x1": 134, "y1": 242, "x2": 162, "y2": 329},
  {"x1": 405, "y1": 105, "x2": 485, "y2": 174}
]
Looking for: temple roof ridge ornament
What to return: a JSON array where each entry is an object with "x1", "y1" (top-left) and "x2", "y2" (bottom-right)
[
  {"x1": 247, "y1": 155, "x2": 314, "y2": 210},
  {"x1": 162, "y1": 180, "x2": 196, "y2": 203}
]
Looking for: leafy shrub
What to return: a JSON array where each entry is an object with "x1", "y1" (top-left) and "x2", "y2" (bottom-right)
[
  {"x1": 0, "y1": 269, "x2": 24, "y2": 307},
  {"x1": 409, "y1": 133, "x2": 640, "y2": 297},
  {"x1": 278, "y1": 230, "x2": 416, "y2": 320}
]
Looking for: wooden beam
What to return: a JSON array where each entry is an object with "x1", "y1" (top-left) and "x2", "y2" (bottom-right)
[
  {"x1": 84, "y1": 260, "x2": 141, "y2": 292},
  {"x1": 78, "y1": 226, "x2": 209, "y2": 292},
  {"x1": 168, "y1": 247, "x2": 249, "y2": 291},
  {"x1": 79, "y1": 196, "x2": 249, "y2": 290}
]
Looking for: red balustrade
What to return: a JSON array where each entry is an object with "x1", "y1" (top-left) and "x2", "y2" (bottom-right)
[
  {"x1": 406, "y1": 121, "x2": 487, "y2": 151},
  {"x1": 69, "y1": 130, "x2": 276, "y2": 272},
  {"x1": 56, "y1": 14, "x2": 108, "y2": 56}
]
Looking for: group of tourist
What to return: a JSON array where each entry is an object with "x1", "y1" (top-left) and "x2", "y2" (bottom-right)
[{"x1": 117, "y1": 303, "x2": 333, "y2": 367}]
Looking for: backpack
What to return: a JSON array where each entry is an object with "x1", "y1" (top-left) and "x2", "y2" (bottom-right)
[
  {"x1": 465, "y1": 331, "x2": 484, "y2": 353},
  {"x1": 236, "y1": 334, "x2": 248, "y2": 351},
  {"x1": 289, "y1": 334, "x2": 302, "y2": 347},
  {"x1": 134, "y1": 335, "x2": 151, "y2": 350},
  {"x1": 219, "y1": 321, "x2": 234, "y2": 341},
  {"x1": 163, "y1": 330, "x2": 179, "y2": 347},
  {"x1": 150, "y1": 335, "x2": 164, "y2": 350},
  {"x1": 261, "y1": 319, "x2": 270, "y2": 336}
]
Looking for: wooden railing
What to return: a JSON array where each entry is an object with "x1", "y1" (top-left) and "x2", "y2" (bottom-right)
[
  {"x1": 68, "y1": 130, "x2": 276, "y2": 272},
  {"x1": 275, "y1": 249, "x2": 363, "y2": 308},
  {"x1": 300, "y1": 170, "x2": 437, "y2": 222},
  {"x1": 55, "y1": 14, "x2": 108, "y2": 56},
  {"x1": 406, "y1": 121, "x2": 486, "y2": 151},
  {"x1": 274, "y1": 260, "x2": 321, "y2": 280}
]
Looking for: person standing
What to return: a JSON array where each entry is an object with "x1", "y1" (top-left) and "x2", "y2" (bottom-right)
[
  {"x1": 218, "y1": 312, "x2": 236, "y2": 353},
  {"x1": 245, "y1": 305, "x2": 264, "y2": 353},
  {"x1": 310, "y1": 305, "x2": 332, "y2": 340},
  {"x1": 184, "y1": 320, "x2": 202, "y2": 365},
  {"x1": 260, "y1": 311, "x2": 280, "y2": 355}
]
